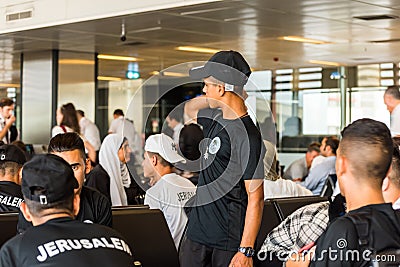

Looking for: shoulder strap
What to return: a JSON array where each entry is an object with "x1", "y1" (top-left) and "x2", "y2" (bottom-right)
[
  {"x1": 60, "y1": 125, "x2": 67, "y2": 133},
  {"x1": 345, "y1": 211, "x2": 372, "y2": 250}
]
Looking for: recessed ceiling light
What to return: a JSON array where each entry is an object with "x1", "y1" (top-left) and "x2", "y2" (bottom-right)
[
  {"x1": 309, "y1": 60, "x2": 341, "y2": 66},
  {"x1": 97, "y1": 54, "x2": 142, "y2": 62},
  {"x1": 0, "y1": 83, "x2": 19, "y2": 88},
  {"x1": 280, "y1": 36, "x2": 331, "y2": 44},
  {"x1": 176, "y1": 46, "x2": 220, "y2": 54}
]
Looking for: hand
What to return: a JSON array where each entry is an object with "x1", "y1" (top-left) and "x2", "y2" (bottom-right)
[
  {"x1": 286, "y1": 246, "x2": 315, "y2": 267},
  {"x1": 229, "y1": 252, "x2": 253, "y2": 267},
  {"x1": 5, "y1": 115, "x2": 15, "y2": 126}
]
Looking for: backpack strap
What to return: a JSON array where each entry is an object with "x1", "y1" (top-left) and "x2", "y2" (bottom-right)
[
  {"x1": 346, "y1": 212, "x2": 371, "y2": 249},
  {"x1": 60, "y1": 125, "x2": 67, "y2": 133}
]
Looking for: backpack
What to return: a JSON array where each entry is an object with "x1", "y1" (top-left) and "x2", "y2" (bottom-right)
[{"x1": 347, "y1": 210, "x2": 400, "y2": 267}]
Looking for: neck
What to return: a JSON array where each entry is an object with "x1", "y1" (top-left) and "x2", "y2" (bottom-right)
[
  {"x1": 346, "y1": 185, "x2": 385, "y2": 211},
  {"x1": 31, "y1": 212, "x2": 73, "y2": 226},
  {"x1": 150, "y1": 167, "x2": 173, "y2": 186},
  {"x1": 220, "y1": 94, "x2": 247, "y2": 119},
  {"x1": 0, "y1": 174, "x2": 20, "y2": 185}
]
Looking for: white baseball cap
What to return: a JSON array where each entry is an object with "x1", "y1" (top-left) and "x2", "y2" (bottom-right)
[{"x1": 144, "y1": 133, "x2": 186, "y2": 163}]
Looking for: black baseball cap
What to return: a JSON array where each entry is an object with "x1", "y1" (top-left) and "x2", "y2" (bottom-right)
[
  {"x1": 22, "y1": 154, "x2": 78, "y2": 205},
  {"x1": 0, "y1": 144, "x2": 26, "y2": 165},
  {"x1": 189, "y1": 50, "x2": 251, "y2": 88}
]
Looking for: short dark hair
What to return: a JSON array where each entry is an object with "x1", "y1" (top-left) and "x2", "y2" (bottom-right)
[
  {"x1": 24, "y1": 188, "x2": 74, "y2": 216},
  {"x1": 340, "y1": 118, "x2": 393, "y2": 183},
  {"x1": 0, "y1": 162, "x2": 22, "y2": 177},
  {"x1": 60, "y1": 103, "x2": 80, "y2": 134},
  {"x1": 113, "y1": 109, "x2": 124, "y2": 116},
  {"x1": 179, "y1": 123, "x2": 203, "y2": 161},
  {"x1": 0, "y1": 98, "x2": 14, "y2": 108},
  {"x1": 48, "y1": 132, "x2": 86, "y2": 160},
  {"x1": 325, "y1": 136, "x2": 339, "y2": 155},
  {"x1": 76, "y1": 110, "x2": 85, "y2": 117},
  {"x1": 390, "y1": 137, "x2": 400, "y2": 190},
  {"x1": 385, "y1": 86, "x2": 400, "y2": 100},
  {"x1": 167, "y1": 108, "x2": 183, "y2": 123},
  {"x1": 307, "y1": 142, "x2": 321, "y2": 153}
]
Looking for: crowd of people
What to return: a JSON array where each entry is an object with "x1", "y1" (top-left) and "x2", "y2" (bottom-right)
[{"x1": 0, "y1": 50, "x2": 399, "y2": 267}]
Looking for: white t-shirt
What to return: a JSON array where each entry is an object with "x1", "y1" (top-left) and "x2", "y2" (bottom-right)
[
  {"x1": 172, "y1": 123, "x2": 184, "y2": 145},
  {"x1": 391, "y1": 104, "x2": 400, "y2": 137},
  {"x1": 144, "y1": 173, "x2": 196, "y2": 250},
  {"x1": 80, "y1": 117, "x2": 101, "y2": 151},
  {"x1": 51, "y1": 125, "x2": 74, "y2": 137},
  {"x1": 264, "y1": 178, "x2": 313, "y2": 199}
]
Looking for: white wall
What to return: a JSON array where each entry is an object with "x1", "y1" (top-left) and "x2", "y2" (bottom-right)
[{"x1": 58, "y1": 82, "x2": 95, "y2": 121}]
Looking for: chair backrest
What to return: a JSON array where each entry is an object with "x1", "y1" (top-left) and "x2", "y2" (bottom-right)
[
  {"x1": 320, "y1": 174, "x2": 336, "y2": 197},
  {"x1": 273, "y1": 196, "x2": 328, "y2": 220},
  {"x1": 255, "y1": 200, "x2": 282, "y2": 251},
  {"x1": 111, "y1": 205, "x2": 180, "y2": 267},
  {"x1": 0, "y1": 212, "x2": 18, "y2": 248}
]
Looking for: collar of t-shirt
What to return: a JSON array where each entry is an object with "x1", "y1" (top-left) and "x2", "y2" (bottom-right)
[{"x1": 393, "y1": 197, "x2": 400, "y2": 210}]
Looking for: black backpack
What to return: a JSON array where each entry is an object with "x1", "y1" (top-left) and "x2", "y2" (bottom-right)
[{"x1": 347, "y1": 210, "x2": 400, "y2": 267}]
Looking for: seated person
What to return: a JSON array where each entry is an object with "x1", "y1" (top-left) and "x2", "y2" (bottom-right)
[
  {"x1": 0, "y1": 154, "x2": 133, "y2": 266},
  {"x1": 263, "y1": 140, "x2": 312, "y2": 199},
  {"x1": 382, "y1": 137, "x2": 400, "y2": 209},
  {"x1": 288, "y1": 119, "x2": 400, "y2": 267},
  {"x1": 283, "y1": 142, "x2": 320, "y2": 181},
  {"x1": 300, "y1": 136, "x2": 339, "y2": 195},
  {"x1": 143, "y1": 134, "x2": 196, "y2": 250},
  {"x1": 0, "y1": 144, "x2": 26, "y2": 212}
]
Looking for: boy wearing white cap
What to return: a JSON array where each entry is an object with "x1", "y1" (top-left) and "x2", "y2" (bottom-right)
[{"x1": 142, "y1": 133, "x2": 196, "y2": 250}]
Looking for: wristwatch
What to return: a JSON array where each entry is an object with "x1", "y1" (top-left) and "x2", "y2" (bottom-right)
[{"x1": 238, "y1": 247, "x2": 255, "y2": 257}]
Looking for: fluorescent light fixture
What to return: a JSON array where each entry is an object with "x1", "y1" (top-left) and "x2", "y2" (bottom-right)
[
  {"x1": 150, "y1": 71, "x2": 160, "y2": 75},
  {"x1": 280, "y1": 36, "x2": 330, "y2": 44},
  {"x1": 97, "y1": 54, "x2": 141, "y2": 62},
  {"x1": 180, "y1": 6, "x2": 228, "y2": 16},
  {"x1": 0, "y1": 83, "x2": 19, "y2": 88},
  {"x1": 97, "y1": 76, "x2": 122, "y2": 81},
  {"x1": 162, "y1": 71, "x2": 188, "y2": 77},
  {"x1": 59, "y1": 59, "x2": 94, "y2": 65},
  {"x1": 176, "y1": 46, "x2": 220, "y2": 54},
  {"x1": 309, "y1": 60, "x2": 341, "y2": 66}
]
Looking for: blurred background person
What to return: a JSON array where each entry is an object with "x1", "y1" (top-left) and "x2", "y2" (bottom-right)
[{"x1": 76, "y1": 109, "x2": 101, "y2": 164}]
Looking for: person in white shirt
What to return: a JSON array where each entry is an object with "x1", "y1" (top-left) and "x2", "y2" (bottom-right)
[
  {"x1": 263, "y1": 140, "x2": 312, "y2": 199},
  {"x1": 76, "y1": 110, "x2": 101, "y2": 159},
  {"x1": 382, "y1": 137, "x2": 400, "y2": 210},
  {"x1": 108, "y1": 109, "x2": 142, "y2": 161},
  {"x1": 0, "y1": 98, "x2": 18, "y2": 144},
  {"x1": 384, "y1": 86, "x2": 400, "y2": 137},
  {"x1": 143, "y1": 133, "x2": 196, "y2": 250},
  {"x1": 166, "y1": 110, "x2": 184, "y2": 145},
  {"x1": 51, "y1": 103, "x2": 79, "y2": 137}
]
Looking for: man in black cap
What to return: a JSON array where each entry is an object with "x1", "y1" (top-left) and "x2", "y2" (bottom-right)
[
  {"x1": 0, "y1": 144, "x2": 26, "y2": 212},
  {"x1": 17, "y1": 133, "x2": 112, "y2": 233},
  {"x1": 181, "y1": 51, "x2": 265, "y2": 267},
  {"x1": 0, "y1": 154, "x2": 134, "y2": 266}
]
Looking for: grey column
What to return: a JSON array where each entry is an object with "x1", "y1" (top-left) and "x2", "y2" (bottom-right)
[
  {"x1": 339, "y1": 66, "x2": 347, "y2": 131},
  {"x1": 22, "y1": 50, "x2": 58, "y2": 144}
]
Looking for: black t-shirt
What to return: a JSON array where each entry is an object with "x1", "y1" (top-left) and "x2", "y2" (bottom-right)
[
  {"x1": 311, "y1": 203, "x2": 400, "y2": 267},
  {"x1": 85, "y1": 164, "x2": 111, "y2": 202},
  {"x1": 17, "y1": 186, "x2": 112, "y2": 233},
  {"x1": 0, "y1": 217, "x2": 133, "y2": 266},
  {"x1": 186, "y1": 108, "x2": 265, "y2": 251},
  {"x1": 0, "y1": 181, "x2": 23, "y2": 212}
]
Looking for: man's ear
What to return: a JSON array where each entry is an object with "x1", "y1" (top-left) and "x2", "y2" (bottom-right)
[
  {"x1": 217, "y1": 84, "x2": 225, "y2": 97},
  {"x1": 336, "y1": 155, "x2": 347, "y2": 177},
  {"x1": 382, "y1": 176, "x2": 390, "y2": 192},
  {"x1": 85, "y1": 158, "x2": 91, "y2": 175},
  {"x1": 151, "y1": 155, "x2": 158, "y2": 167},
  {"x1": 20, "y1": 202, "x2": 32, "y2": 222}
]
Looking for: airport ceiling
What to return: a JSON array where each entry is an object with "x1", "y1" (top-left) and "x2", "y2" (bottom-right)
[{"x1": 3, "y1": 0, "x2": 400, "y2": 85}]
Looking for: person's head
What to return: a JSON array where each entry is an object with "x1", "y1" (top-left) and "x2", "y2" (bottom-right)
[
  {"x1": 0, "y1": 98, "x2": 14, "y2": 119},
  {"x1": 382, "y1": 137, "x2": 400, "y2": 204},
  {"x1": 337, "y1": 118, "x2": 392, "y2": 198},
  {"x1": 113, "y1": 109, "x2": 124, "y2": 119},
  {"x1": 0, "y1": 144, "x2": 26, "y2": 184},
  {"x1": 76, "y1": 110, "x2": 85, "y2": 120},
  {"x1": 118, "y1": 137, "x2": 131, "y2": 164},
  {"x1": 142, "y1": 133, "x2": 185, "y2": 185},
  {"x1": 320, "y1": 136, "x2": 339, "y2": 157},
  {"x1": 166, "y1": 109, "x2": 183, "y2": 129},
  {"x1": 189, "y1": 50, "x2": 251, "y2": 108},
  {"x1": 20, "y1": 154, "x2": 80, "y2": 225},
  {"x1": 305, "y1": 142, "x2": 321, "y2": 168},
  {"x1": 57, "y1": 103, "x2": 80, "y2": 133},
  {"x1": 48, "y1": 133, "x2": 90, "y2": 195},
  {"x1": 384, "y1": 86, "x2": 400, "y2": 113}
]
